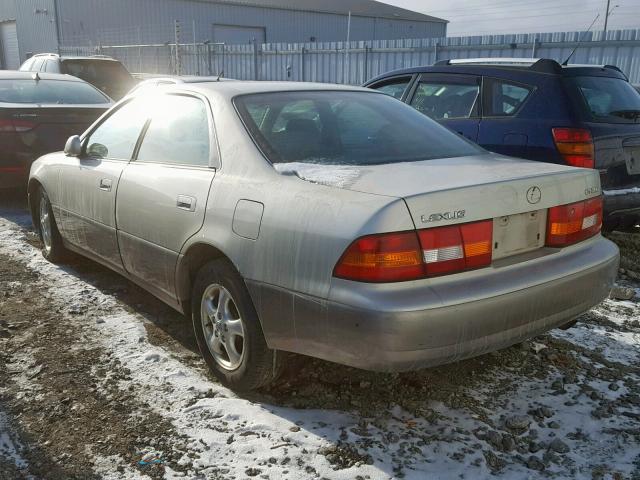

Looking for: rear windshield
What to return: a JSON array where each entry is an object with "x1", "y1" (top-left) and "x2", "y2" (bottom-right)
[
  {"x1": 0, "y1": 79, "x2": 110, "y2": 104},
  {"x1": 234, "y1": 91, "x2": 484, "y2": 166},
  {"x1": 571, "y1": 76, "x2": 640, "y2": 123},
  {"x1": 63, "y1": 60, "x2": 132, "y2": 85}
]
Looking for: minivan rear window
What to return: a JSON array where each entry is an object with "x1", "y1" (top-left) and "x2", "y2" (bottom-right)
[
  {"x1": 0, "y1": 79, "x2": 110, "y2": 104},
  {"x1": 235, "y1": 91, "x2": 484, "y2": 166},
  {"x1": 571, "y1": 76, "x2": 640, "y2": 123}
]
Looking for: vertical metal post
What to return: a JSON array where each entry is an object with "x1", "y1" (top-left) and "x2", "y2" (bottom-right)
[
  {"x1": 174, "y1": 20, "x2": 181, "y2": 75},
  {"x1": 207, "y1": 42, "x2": 212, "y2": 75},
  {"x1": 364, "y1": 44, "x2": 370, "y2": 83},
  {"x1": 301, "y1": 46, "x2": 306, "y2": 82},
  {"x1": 532, "y1": 37, "x2": 538, "y2": 58},
  {"x1": 604, "y1": 0, "x2": 611, "y2": 34},
  {"x1": 434, "y1": 41, "x2": 439, "y2": 63},
  {"x1": 253, "y1": 38, "x2": 259, "y2": 80},
  {"x1": 344, "y1": 11, "x2": 351, "y2": 84}
]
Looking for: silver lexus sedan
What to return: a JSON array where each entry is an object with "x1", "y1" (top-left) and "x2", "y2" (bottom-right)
[{"x1": 28, "y1": 81, "x2": 619, "y2": 391}]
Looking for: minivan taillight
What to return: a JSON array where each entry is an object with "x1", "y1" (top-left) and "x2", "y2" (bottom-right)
[
  {"x1": 333, "y1": 220, "x2": 493, "y2": 283},
  {"x1": 546, "y1": 197, "x2": 602, "y2": 247},
  {"x1": 552, "y1": 128, "x2": 594, "y2": 168}
]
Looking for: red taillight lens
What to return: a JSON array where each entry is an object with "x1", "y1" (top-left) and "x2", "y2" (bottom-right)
[
  {"x1": 552, "y1": 128, "x2": 594, "y2": 168},
  {"x1": 0, "y1": 119, "x2": 36, "y2": 133},
  {"x1": 546, "y1": 196, "x2": 602, "y2": 246},
  {"x1": 418, "y1": 221, "x2": 492, "y2": 276},
  {"x1": 333, "y1": 231, "x2": 424, "y2": 282},
  {"x1": 334, "y1": 220, "x2": 493, "y2": 282}
]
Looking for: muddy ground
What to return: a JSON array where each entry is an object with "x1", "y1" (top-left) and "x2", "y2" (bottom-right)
[{"x1": 0, "y1": 190, "x2": 639, "y2": 480}]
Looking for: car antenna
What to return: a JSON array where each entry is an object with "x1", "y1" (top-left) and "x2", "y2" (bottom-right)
[
  {"x1": 217, "y1": 70, "x2": 224, "y2": 81},
  {"x1": 562, "y1": 13, "x2": 600, "y2": 65},
  {"x1": 31, "y1": 72, "x2": 40, "y2": 81}
]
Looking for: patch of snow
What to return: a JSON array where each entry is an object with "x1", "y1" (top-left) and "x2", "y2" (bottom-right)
[
  {"x1": 0, "y1": 410, "x2": 28, "y2": 471},
  {"x1": 274, "y1": 162, "x2": 362, "y2": 188},
  {"x1": 603, "y1": 187, "x2": 640, "y2": 196}
]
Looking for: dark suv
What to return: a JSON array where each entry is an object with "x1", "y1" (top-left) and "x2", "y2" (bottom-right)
[
  {"x1": 365, "y1": 58, "x2": 640, "y2": 230},
  {"x1": 19, "y1": 54, "x2": 136, "y2": 100}
]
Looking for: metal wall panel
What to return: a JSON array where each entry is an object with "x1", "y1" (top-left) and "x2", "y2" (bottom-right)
[
  {"x1": 0, "y1": 0, "x2": 16, "y2": 22},
  {"x1": 55, "y1": 0, "x2": 445, "y2": 47},
  {"x1": 12, "y1": 0, "x2": 58, "y2": 61}
]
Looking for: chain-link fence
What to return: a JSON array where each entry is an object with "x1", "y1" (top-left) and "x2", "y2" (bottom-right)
[{"x1": 60, "y1": 28, "x2": 640, "y2": 84}]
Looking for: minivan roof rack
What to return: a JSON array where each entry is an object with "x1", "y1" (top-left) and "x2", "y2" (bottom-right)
[{"x1": 434, "y1": 57, "x2": 562, "y2": 73}]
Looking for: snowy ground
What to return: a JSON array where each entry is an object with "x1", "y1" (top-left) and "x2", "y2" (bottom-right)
[{"x1": 0, "y1": 195, "x2": 639, "y2": 480}]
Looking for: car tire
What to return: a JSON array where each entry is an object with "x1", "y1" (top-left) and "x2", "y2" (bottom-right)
[
  {"x1": 37, "y1": 187, "x2": 68, "y2": 263},
  {"x1": 192, "y1": 259, "x2": 282, "y2": 391}
]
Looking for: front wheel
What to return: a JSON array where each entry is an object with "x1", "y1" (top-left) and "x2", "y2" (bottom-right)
[
  {"x1": 37, "y1": 187, "x2": 68, "y2": 263},
  {"x1": 192, "y1": 259, "x2": 282, "y2": 391}
]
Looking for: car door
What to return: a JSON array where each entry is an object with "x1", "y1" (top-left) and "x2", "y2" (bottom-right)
[
  {"x1": 478, "y1": 77, "x2": 534, "y2": 158},
  {"x1": 57, "y1": 97, "x2": 149, "y2": 271},
  {"x1": 116, "y1": 93, "x2": 217, "y2": 302},
  {"x1": 407, "y1": 73, "x2": 481, "y2": 142}
]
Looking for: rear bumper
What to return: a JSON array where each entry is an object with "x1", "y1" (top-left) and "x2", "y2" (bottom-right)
[{"x1": 250, "y1": 236, "x2": 619, "y2": 371}]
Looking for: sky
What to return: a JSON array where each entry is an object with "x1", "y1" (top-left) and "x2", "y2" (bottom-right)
[{"x1": 381, "y1": 0, "x2": 640, "y2": 36}]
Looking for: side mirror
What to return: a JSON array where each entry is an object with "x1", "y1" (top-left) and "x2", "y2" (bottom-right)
[{"x1": 64, "y1": 135, "x2": 82, "y2": 157}]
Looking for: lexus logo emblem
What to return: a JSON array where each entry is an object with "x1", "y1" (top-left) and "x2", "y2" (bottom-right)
[{"x1": 526, "y1": 186, "x2": 541, "y2": 204}]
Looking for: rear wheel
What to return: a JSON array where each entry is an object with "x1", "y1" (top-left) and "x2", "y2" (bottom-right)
[
  {"x1": 192, "y1": 259, "x2": 282, "y2": 391},
  {"x1": 37, "y1": 187, "x2": 68, "y2": 263}
]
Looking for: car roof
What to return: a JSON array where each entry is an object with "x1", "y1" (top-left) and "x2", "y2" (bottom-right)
[
  {"x1": 31, "y1": 53, "x2": 120, "y2": 62},
  {"x1": 0, "y1": 70, "x2": 88, "y2": 82},
  {"x1": 176, "y1": 80, "x2": 374, "y2": 98},
  {"x1": 365, "y1": 58, "x2": 629, "y2": 84},
  {"x1": 137, "y1": 75, "x2": 236, "y2": 85}
]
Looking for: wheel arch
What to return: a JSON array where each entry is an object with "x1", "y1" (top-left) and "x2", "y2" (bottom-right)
[
  {"x1": 27, "y1": 178, "x2": 43, "y2": 229},
  {"x1": 176, "y1": 241, "x2": 242, "y2": 308}
]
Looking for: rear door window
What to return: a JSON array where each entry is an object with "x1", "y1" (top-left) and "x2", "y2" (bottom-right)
[
  {"x1": 136, "y1": 95, "x2": 211, "y2": 167},
  {"x1": 368, "y1": 76, "x2": 413, "y2": 100},
  {"x1": 409, "y1": 75, "x2": 480, "y2": 120},
  {"x1": 44, "y1": 60, "x2": 60, "y2": 73},
  {"x1": 571, "y1": 76, "x2": 640, "y2": 123},
  {"x1": 483, "y1": 79, "x2": 532, "y2": 117}
]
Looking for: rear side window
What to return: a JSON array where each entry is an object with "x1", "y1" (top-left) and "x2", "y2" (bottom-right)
[
  {"x1": 410, "y1": 79, "x2": 479, "y2": 119},
  {"x1": 571, "y1": 76, "x2": 640, "y2": 123},
  {"x1": 85, "y1": 99, "x2": 149, "y2": 160},
  {"x1": 235, "y1": 90, "x2": 484, "y2": 166},
  {"x1": 44, "y1": 60, "x2": 60, "y2": 73},
  {"x1": 0, "y1": 79, "x2": 110, "y2": 104},
  {"x1": 369, "y1": 77, "x2": 412, "y2": 100},
  {"x1": 484, "y1": 79, "x2": 532, "y2": 117},
  {"x1": 136, "y1": 95, "x2": 211, "y2": 167}
]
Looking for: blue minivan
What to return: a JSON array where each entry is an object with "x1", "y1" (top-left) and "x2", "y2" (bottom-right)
[{"x1": 365, "y1": 58, "x2": 640, "y2": 230}]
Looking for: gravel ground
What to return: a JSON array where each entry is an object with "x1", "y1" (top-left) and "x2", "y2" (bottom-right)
[{"x1": 0, "y1": 190, "x2": 639, "y2": 480}]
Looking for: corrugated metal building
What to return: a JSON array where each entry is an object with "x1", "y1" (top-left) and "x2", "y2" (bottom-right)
[{"x1": 0, "y1": 0, "x2": 447, "y2": 68}]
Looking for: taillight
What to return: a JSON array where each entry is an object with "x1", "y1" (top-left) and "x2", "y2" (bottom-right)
[
  {"x1": 0, "y1": 119, "x2": 36, "y2": 133},
  {"x1": 334, "y1": 220, "x2": 493, "y2": 282},
  {"x1": 546, "y1": 196, "x2": 602, "y2": 247},
  {"x1": 552, "y1": 128, "x2": 594, "y2": 168},
  {"x1": 333, "y1": 231, "x2": 424, "y2": 282}
]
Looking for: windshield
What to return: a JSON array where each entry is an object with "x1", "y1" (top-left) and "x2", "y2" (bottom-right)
[
  {"x1": 235, "y1": 91, "x2": 484, "y2": 166},
  {"x1": 0, "y1": 79, "x2": 111, "y2": 104},
  {"x1": 571, "y1": 76, "x2": 640, "y2": 123}
]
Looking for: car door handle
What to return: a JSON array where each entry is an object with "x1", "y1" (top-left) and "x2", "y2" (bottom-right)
[
  {"x1": 99, "y1": 178, "x2": 112, "y2": 191},
  {"x1": 177, "y1": 195, "x2": 196, "y2": 212}
]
